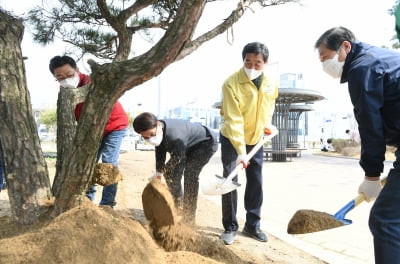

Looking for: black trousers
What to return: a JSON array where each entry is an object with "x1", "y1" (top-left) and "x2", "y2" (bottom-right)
[
  {"x1": 220, "y1": 133, "x2": 264, "y2": 232},
  {"x1": 164, "y1": 136, "x2": 218, "y2": 221},
  {"x1": 369, "y1": 147, "x2": 400, "y2": 264}
]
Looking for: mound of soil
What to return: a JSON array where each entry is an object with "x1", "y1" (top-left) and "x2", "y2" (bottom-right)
[
  {"x1": 154, "y1": 223, "x2": 247, "y2": 264},
  {"x1": 0, "y1": 200, "x2": 224, "y2": 264},
  {"x1": 142, "y1": 178, "x2": 249, "y2": 263},
  {"x1": 287, "y1": 209, "x2": 344, "y2": 234}
]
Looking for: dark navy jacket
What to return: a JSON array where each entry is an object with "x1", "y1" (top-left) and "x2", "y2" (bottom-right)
[
  {"x1": 341, "y1": 41, "x2": 400, "y2": 176},
  {"x1": 155, "y1": 119, "x2": 218, "y2": 174}
]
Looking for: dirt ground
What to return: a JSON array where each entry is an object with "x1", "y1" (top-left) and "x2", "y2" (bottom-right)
[{"x1": 0, "y1": 150, "x2": 326, "y2": 264}]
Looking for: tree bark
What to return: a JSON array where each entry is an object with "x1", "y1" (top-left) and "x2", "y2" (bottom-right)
[
  {"x1": 0, "y1": 10, "x2": 52, "y2": 224},
  {"x1": 52, "y1": 86, "x2": 89, "y2": 198},
  {"x1": 51, "y1": 85, "x2": 111, "y2": 216}
]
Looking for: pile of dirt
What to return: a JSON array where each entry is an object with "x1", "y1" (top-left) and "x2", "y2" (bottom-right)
[
  {"x1": 0, "y1": 179, "x2": 249, "y2": 264},
  {"x1": 0, "y1": 149, "x2": 327, "y2": 264},
  {"x1": 287, "y1": 209, "x2": 344, "y2": 234},
  {"x1": 0, "y1": 200, "x2": 224, "y2": 264},
  {"x1": 154, "y1": 223, "x2": 248, "y2": 264},
  {"x1": 142, "y1": 179, "x2": 249, "y2": 264}
]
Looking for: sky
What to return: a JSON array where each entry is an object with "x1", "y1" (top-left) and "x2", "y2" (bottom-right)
[{"x1": 0, "y1": 0, "x2": 397, "y2": 119}]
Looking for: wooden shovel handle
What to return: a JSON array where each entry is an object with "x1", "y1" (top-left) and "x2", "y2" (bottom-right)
[{"x1": 354, "y1": 176, "x2": 388, "y2": 207}]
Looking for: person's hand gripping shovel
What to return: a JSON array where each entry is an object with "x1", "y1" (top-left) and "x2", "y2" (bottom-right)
[{"x1": 201, "y1": 126, "x2": 278, "y2": 195}]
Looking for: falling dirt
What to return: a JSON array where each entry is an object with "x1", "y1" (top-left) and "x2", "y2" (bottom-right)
[
  {"x1": 142, "y1": 179, "x2": 176, "y2": 230},
  {"x1": 142, "y1": 179, "x2": 249, "y2": 263},
  {"x1": 287, "y1": 209, "x2": 344, "y2": 234},
  {"x1": 92, "y1": 163, "x2": 123, "y2": 186}
]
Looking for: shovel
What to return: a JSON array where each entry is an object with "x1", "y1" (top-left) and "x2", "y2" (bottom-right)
[
  {"x1": 333, "y1": 176, "x2": 387, "y2": 224},
  {"x1": 201, "y1": 130, "x2": 278, "y2": 196},
  {"x1": 287, "y1": 176, "x2": 387, "y2": 234}
]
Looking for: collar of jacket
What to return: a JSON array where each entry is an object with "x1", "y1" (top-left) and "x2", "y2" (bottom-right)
[{"x1": 341, "y1": 41, "x2": 364, "y2": 84}]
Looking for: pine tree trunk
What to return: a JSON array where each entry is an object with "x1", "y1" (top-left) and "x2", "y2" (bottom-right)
[
  {"x1": 52, "y1": 86, "x2": 88, "y2": 198},
  {"x1": 51, "y1": 87, "x2": 113, "y2": 217},
  {"x1": 0, "y1": 10, "x2": 52, "y2": 224}
]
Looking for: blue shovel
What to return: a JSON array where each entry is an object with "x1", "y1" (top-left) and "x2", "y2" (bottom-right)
[
  {"x1": 287, "y1": 177, "x2": 387, "y2": 234},
  {"x1": 333, "y1": 177, "x2": 387, "y2": 225}
]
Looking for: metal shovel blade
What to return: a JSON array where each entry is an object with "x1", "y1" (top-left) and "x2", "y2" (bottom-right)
[
  {"x1": 201, "y1": 174, "x2": 241, "y2": 195},
  {"x1": 201, "y1": 130, "x2": 277, "y2": 196},
  {"x1": 332, "y1": 198, "x2": 359, "y2": 225}
]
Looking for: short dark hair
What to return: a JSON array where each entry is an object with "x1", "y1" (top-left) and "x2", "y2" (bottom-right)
[
  {"x1": 314, "y1": 27, "x2": 356, "y2": 51},
  {"x1": 132, "y1": 112, "x2": 158, "y2": 133},
  {"x1": 242, "y1": 42, "x2": 269, "y2": 62},
  {"x1": 49, "y1": 55, "x2": 77, "y2": 74}
]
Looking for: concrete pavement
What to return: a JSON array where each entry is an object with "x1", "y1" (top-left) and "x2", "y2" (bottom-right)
[{"x1": 199, "y1": 148, "x2": 394, "y2": 264}]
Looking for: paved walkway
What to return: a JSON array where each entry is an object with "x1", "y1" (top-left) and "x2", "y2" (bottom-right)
[{"x1": 199, "y1": 149, "x2": 394, "y2": 264}]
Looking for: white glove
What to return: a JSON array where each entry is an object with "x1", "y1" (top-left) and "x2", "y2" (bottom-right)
[
  {"x1": 236, "y1": 154, "x2": 249, "y2": 168},
  {"x1": 149, "y1": 172, "x2": 164, "y2": 183},
  {"x1": 264, "y1": 124, "x2": 278, "y2": 136},
  {"x1": 358, "y1": 179, "x2": 382, "y2": 202}
]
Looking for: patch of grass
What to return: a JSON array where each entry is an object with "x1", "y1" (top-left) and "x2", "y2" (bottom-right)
[
  {"x1": 330, "y1": 138, "x2": 396, "y2": 161},
  {"x1": 331, "y1": 139, "x2": 358, "y2": 153}
]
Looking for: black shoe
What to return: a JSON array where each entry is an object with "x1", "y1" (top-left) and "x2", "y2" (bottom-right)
[{"x1": 242, "y1": 225, "x2": 268, "y2": 242}]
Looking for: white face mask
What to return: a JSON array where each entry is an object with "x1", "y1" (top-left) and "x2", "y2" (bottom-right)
[
  {"x1": 322, "y1": 53, "x2": 344, "y2": 79},
  {"x1": 59, "y1": 73, "x2": 80, "y2": 88},
  {"x1": 145, "y1": 126, "x2": 163, "y2": 146},
  {"x1": 244, "y1": 67, "x2": 263, "y2": 80}
]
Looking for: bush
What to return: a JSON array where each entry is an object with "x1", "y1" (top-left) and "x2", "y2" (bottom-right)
[
  {"x1": 330, "y1": 138, "x2": 351, "y2": 153},
  {"x1": 329, "y1": 138, "x2": 361, "y2": 156},
  {"x1": 330, "y1": 138, "x2": 395, "y2": 160}
]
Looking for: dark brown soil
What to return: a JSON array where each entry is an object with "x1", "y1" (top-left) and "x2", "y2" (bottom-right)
[
  {"x1": 287, "y1": 209, "x2": 344, "y2": 234},
  {"x1": 142, "y1": 177, "x2": 250, "y2": 263},
  {"x1": 0, "y1": 200, "x2": 215, "y2": 264}
]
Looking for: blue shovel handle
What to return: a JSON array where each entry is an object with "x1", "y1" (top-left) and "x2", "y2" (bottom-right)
[
  {"x1": 333, "y1": 177, "x2": 387, "y2": 225},
  {"x1": 333, "y1": 195, "x2": 364, "y2": 225}
]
